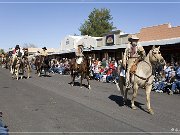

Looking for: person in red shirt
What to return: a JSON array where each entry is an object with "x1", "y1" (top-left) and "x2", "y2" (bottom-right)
[
  {"x1": 13, "y1": 45, "x2": 20, "y2": 54},
  {"x1": 106, "y1": 68, "x2": 113, "y2": 82}
]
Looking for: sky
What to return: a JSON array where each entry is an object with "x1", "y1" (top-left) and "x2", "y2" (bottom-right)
[{"x1": 0, "y1": 0, "x2": 180, "y2": 51}]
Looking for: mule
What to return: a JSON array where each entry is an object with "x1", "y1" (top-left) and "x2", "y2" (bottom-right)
[
  {"x1": 70, "y1": 56, "x2": 91, "y2": 89},
  {"x1": 123, "y1": 46, "x2": 165, "y2": 114}
]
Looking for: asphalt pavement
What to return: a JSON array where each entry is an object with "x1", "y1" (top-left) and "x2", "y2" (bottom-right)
[{"x1": 0, "y1": 68, "x2": 180, "y2": 135}]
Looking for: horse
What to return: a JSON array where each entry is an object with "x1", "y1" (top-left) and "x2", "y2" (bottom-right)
[
  {"x1": 34, "y1": 55, "x2": 50, "y2": 77},
  {"x1": 123, "y1": 46, "x2": 166, "y2": 114},
  {"x1": 21, "y1": 55, "x2": 31, "y2": 79},
  {"x1": 70, "y1": 56, "x2": 91, "y2": 89},
  {"x1": 11, "y1": 56, "x2": 24, "y2": 80}
]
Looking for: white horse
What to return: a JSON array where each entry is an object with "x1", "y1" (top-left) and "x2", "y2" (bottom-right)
[{"x1": 124, "y1": 46, "x2": 165, "y2": 114}]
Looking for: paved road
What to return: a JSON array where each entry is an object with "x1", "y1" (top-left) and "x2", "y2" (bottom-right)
[{"x1": 0, "y1": 68, "x2": 180, "y2": 135}]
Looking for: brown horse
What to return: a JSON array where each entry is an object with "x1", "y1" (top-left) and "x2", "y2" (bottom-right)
[
  {"x1": 34, "y1": 55, "x2": 50, "y2": 77},
  {"x1": 70, "y1": 56, "x2": 91, "y2": 89}
]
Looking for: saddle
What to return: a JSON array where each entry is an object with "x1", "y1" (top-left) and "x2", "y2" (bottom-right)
[{"x1": 130, "y1": 58, "x2": 140, "y2": 74}]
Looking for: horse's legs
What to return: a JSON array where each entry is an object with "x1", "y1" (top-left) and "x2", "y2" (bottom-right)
[
  {"x1": 119, "y1": 76, "x2": 125, "y2": 97},
  {"x1": 44, "y1": 68, "x2": 46, "y2": 76},
  {"x1": 86, "y1": 75, "x2": 91, "y2": 89},
  {"x1": 21, "y1": 66, "x2": 24, "y2": 79},
  {"x1": 124, "y1": 87, "x2": 129, "y2": 103},
  {"x1": 71, "y1": 70, "x2": 75, "y2": 86},
  {"x1": 27, "y1": 65, "x2": 30, "y2": 79},
  {"x1": 146, "y1": 85, "x2": 154, "y2": 115},
  {"x1": 11, "y1": 65, "x2": 14, "y2": 78},
  {"x1": 10, "y1": 65, "x2": 13, "y2": 74},
  {"x1": 38, "y1": 67, "x2": 42, "y2": 77},
  {"x1": 16, "y1": 67, "x2": 19, "y2": 80},
  {"x1": 80, "y1": 73, "x2": 83, "y2": 88},
  {"x1": 131, "y1": 83, "x2": 138, "y2": 110}
]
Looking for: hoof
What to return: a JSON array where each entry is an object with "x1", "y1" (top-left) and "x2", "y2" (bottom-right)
[
  {"x1": 71, "y1": 84, "x2": 74, "y2": 86},
  {"x1": 132, "y1": 105, "x2": 136, "y2": 110},
  {"x1": 88, "y1": 85, "x2": 91, "y2": 90},
  {"x1": 148, "y1": 109, "x2": 154, "y2": 115},
  {"x1": 80, "y1": 87, "x2": 83, "y2": 89}
]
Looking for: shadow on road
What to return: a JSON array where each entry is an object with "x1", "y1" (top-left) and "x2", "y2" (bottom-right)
[
  {"x1": 69, "y1": 82, "x2": 89, "y2": 89},
  {"x1": 108, "y1": 95, "x2": 125, "y2": 107},
  {"x1": 109, "y1": 95, "x2": 149, "y2": 114}
]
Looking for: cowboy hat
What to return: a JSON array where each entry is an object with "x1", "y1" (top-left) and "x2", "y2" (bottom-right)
[
  {"x1": 78, "y1": 44, "x2": 84, "y2": 47},
  {"x1": 42, "y1": 47, "x2": 47, "y2": 50},
  {"x1": 15, "y1": 45, "x2": 20, "y2": 49},
  {"x1": 128, "y1": 35, "x2": 139, "y2": 42}
]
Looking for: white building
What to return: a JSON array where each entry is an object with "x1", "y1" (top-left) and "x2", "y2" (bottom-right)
[
  {"x1": 60, "y1": 35, "x2": 102, "y2": 52},
  {"x1": 60, "y1": 35, "x2": 82, "y2": 52}
]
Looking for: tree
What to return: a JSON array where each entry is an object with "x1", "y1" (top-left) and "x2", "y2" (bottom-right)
[
  {"x1": 0, "y1": 49, "x2": 5, "y2": 54},
  {"x1": 79, "y1": 8, "x2": 116, "y2": 37},
  {"x1": 23, "y1": 43, "x2": 37, "y2": 48}
]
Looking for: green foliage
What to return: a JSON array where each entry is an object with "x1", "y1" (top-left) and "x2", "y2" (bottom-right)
[
  {"x1": 0, "y1": 49, "x2": 5, "y2": 54},
  {"x1": 79, "y1": 8, "x2": 116, "y2": 37}
]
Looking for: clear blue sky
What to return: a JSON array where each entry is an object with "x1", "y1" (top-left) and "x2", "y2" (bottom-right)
[{"x1": 0, "y1": 0, "x2": 180, "y2": 51}]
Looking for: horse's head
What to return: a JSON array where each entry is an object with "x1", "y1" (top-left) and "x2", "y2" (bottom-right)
[{"x1": 150, "y1": 46, "x2": 166, "y2": 66}]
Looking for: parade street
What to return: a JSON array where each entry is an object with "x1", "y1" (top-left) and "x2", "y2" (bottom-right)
[{"x1": 0, "y1": 68, "x2": 180, "y2": 135}]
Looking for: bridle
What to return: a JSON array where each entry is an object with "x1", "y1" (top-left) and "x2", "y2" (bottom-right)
[{"x1": 151, "y1": 49, "x2": 161, "y2": 63}]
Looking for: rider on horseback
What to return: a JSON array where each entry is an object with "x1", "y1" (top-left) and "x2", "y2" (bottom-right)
[
  {"x1": 22, "y1": 48, "x2": 29, "y2": 58},
  {"x1": 12, "y1": 45, "x2": 22, "y2": 65},
  {"x1": 22, "y1": 48, "x2": 29, "y2": 64},
  {"x1": 123, "y1": 35, "x2": 146, "y2": 88},
  {"x1": 40, "y1": 47, "x2": 48, "y2": 56},
  {"x1": 40, "y1": 46, "x2": 49, "y2": 67},
  {"x1": 75, "y1": 43, "x2": 84, "y2": 65}
]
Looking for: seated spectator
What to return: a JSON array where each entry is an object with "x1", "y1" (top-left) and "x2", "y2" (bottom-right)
[
  {"x1": 155, "y1": 71, "x2": 166, "y2": 93},
  {"x1": 164, "y1": 62, "x2": 171, "y2": 81},
  {"x1": 106, "y1": 68, "x2": 113, "y2": 83},
  {"x1": 169, "y1": 62, "x2": 180, "y2": 95},
  {"x1": 0, "y1": 116, "x2": 9, "y2": 135}
]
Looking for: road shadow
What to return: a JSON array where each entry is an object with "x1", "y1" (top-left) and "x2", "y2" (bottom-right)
[
  {"x1": 41, "y1": 74, "x2": 52, "y2": 77},
  {"x1": 108, "y1": 95, "x2": 125, "y2": 107},
  {"x1": 109, "y1": 94, "x2": 149, "y2": 113},
  {"x1": 69, "y1": 82, "x2": 89, "y2": 89}
]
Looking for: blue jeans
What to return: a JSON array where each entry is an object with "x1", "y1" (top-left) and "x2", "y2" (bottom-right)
[
  {"x1": 0, "y1": 119, "x2": 8, "y2": 135},
  {"x1": 171, "y1": 81, "x2": 180, "y2": 92},
  {"x1": 106, "y1": 75, "x2": 113, "y2": 83},
  {"x1": 94, "y1": 73, "x2": 102, "y2": 80},
  {"x1": 157, "y1": 81, "x2": 166, "y2": 90}
]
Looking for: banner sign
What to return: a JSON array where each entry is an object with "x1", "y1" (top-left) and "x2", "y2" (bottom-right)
[{"x1": 106, "y1": 34, "x2": 114, "y2": 46}]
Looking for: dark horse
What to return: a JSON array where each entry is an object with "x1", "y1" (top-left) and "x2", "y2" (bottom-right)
[
  {"x1": 70, "y1": 56, "x2": 91, "y2": 89},
  {"x1": 35, "y1": 55, "x2": 50, "y2": 77}
]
